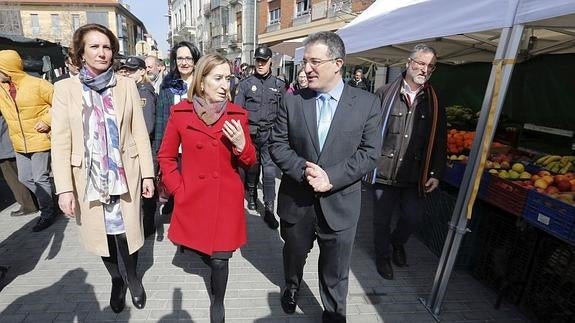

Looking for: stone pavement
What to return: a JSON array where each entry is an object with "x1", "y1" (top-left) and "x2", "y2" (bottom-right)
[{"x1": 0, "y1": 185, "x2": 530, "y2": 322}]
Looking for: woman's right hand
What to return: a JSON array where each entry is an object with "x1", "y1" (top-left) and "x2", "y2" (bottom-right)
[
  {"x1": 58, "y1": 192, "x2": 76, "y2": 217},
  {"x1": 223, "y1": 119, "x2": 246, "y2": 152}
]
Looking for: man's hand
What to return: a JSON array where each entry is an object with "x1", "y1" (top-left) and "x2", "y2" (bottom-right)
[
  {"x1": 424, "y1": 177, "x2": 439, "y2": 193},
  {"x1": 35, "y1": 120, "x2": 50, "y2": 133},
  {"x1": 305, "y1": 161, "x2": 333, "y2": 192},
  {"x1": 142, "y1": 178, "x2": 155, "y2": 198},
  {"x1": 58, "y1": 192, "x2": 76, "y2": 217}
]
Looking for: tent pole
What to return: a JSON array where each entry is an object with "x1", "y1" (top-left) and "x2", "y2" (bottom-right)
[
  {"x1": 422, "y1": 26, "x2": 511, "y2": 314},
  {"x1": 422, "y1": 24, "x2": 524, "y2": 318}
]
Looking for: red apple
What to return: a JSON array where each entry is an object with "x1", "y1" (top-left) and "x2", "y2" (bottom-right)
[
  {"x1": 554, "y1": 175, "x2": 566, "y2": 184},
  {"x1": 557, "y1": 180, "x2": 572, "y2": 192},
  {"x1": 546, "y1": 186, "x2": 560, "y2": 194}
]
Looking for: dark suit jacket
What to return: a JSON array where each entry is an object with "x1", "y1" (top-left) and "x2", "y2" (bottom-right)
[{"x1": 270, "y1": 84, "x2": 383, "y2": 231}]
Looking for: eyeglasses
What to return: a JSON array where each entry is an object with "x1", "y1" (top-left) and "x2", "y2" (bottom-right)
[
  {"x1": 176, "y1": 57, "x2": 194, "y2": 63},
  {"x1": 300, "y1": 58, "x2": 339, "y2": 68},
  {"x1": 409, "y1": 58, "x2": 436, "y2": 72}
]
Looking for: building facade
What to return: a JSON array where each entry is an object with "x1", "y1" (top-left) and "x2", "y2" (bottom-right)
[
  {"x1": 166, "y1": 0, "x2": 373, "y2": 70},
  {"x1": 258, "y1": 0, "x2": 373, "y2": 48},
  {"x1": 0, "y1": 0, "x2": 151, "y2": 56}
]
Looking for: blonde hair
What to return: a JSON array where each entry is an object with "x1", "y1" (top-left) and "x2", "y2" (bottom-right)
[{"x1": 187, "y1": 53, "x2": 231, "y2": 102}]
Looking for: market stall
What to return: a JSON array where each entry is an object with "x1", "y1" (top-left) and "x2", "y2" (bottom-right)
[
  {"x1": 0, "y1": 34, "x2": 66, "y2": 80},
  {"x1": 333, "y1": 0, "x2": 575, "y2": 320}
]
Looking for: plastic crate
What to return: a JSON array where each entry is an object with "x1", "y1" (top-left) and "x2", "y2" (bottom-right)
[
  {"x1": 472, "y1": 207, "x2": 539, "y2": 306},
  {"x1": 522, "y1": 190, "x2": 575, "y2": 243},
  {"x1": 443, "y1": 161, "x2": 466, "y2": 187},
  {"x1": 485, "y1": 174, "x2": 530, "y2": 217},
  {"x1": 520, "y1": 234, "x2": 575, "y2": 322},
  {"x1": 441, "y1": 161, "x2": 491, "y2": 197}
]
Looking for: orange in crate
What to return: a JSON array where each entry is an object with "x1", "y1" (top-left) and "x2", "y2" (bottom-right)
[{"x1": 447, "y1": 129, "x2": 475, "y2": 154}]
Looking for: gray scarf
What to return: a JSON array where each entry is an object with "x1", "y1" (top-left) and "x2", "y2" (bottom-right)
[{"x1": 79, "y1": 66, "x2": 117, "y2": 92}]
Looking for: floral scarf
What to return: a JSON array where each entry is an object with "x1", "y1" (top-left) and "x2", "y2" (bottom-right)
[
  {"x1": 192, "y1": 95, "x2": 227, "y2": 126},
  {"x1": 79, "y1": 66, "x2": 128, "y2": 203}
]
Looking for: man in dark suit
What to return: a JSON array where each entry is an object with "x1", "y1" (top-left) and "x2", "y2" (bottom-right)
[{"x1": 270, "y1": 31, "x2": 383, "y2": 322}]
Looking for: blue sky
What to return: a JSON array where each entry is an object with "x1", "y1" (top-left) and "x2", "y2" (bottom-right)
[{"x1": 124, "y1": 0, "x2": 170, "y2": 55}]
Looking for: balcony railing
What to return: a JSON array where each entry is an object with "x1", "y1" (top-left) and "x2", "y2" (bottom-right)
[
  {"x1": 211, "y1": 0, "x2": 229, "y2": 9},
  {"x1": 293, "y1": 12, "x2": 311, "y2": 27},
  {"x1": 227, "y1": 34, "x2": 240, "y2": 47},
  {"x1": 266, "y1": 22, "x2": 280, "y2": 33},
  {"x1": 203, "y1": 3, "x2": 211, "y2": 16}
]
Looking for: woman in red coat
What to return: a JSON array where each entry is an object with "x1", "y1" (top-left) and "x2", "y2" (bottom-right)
[{"x1": 157, "y1": 53, "x2": 256, "y2": 323}]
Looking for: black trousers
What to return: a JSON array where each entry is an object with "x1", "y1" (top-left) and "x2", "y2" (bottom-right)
[
  {"x1": 372, "y1": 184, "x2": 422, "y2": 259},
  {"x1": 281, "y1": 202, "x2": 357, "y2": 323},
  {"x1": 244, "y1": 137, "x2": 276, "y2": 203}
]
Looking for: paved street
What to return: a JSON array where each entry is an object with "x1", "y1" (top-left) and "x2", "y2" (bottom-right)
[{"x1": 0, "y1": 183, "x2": 529, "y2": 322}]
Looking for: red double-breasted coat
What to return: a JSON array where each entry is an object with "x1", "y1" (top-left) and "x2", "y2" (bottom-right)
[{"x1": 157, "y1": 100, "x2": 256, "y2": 255}]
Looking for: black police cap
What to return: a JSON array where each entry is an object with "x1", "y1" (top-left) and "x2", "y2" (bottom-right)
[
  {"x1": 122, "y1": 56, "x2": 146, "y2": 70},
  {"x1": 254, "y1": 46, "x2": 272, "y2": 60}
]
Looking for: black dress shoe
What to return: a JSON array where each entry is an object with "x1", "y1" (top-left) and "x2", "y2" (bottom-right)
[
  {"x1": 110, "y1": 279, "x2": 127, "y2": 313},
  {"x1": 10, "y1": 209, "x2": 37, "y2": 217},
  {"x1": 281, "y1": 288, "x2": 297, "y2": 314},
  {"x1": 376, "y1": 258, "x2": 394, "y2": 280},
  {"x1": 156, "y1": 234, "x2": 164, "y2": 242},
  {"x1": 131, "y1": 283, "x2": 147, "y2": 309},
  {"x1": 392, "y1": 244, "x2": 407, "y2": 267},
  {"x1": 263, "y1": 203, "x2": 279, "y2": 230},
  {"x1": 32, "y1": 217, "x2": 55, "y2": 232}
]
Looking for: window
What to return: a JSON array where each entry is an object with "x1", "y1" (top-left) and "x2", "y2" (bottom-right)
[
  {"x1": 86, "y1": 11, "x2": 108, "y2": 27},
  {"x1": 51, "y1": 14, "x2": 60, "y2": 39},
  {"x1": 269, "y1": 8, "x2": 280, "y2": 24},
  {"x1": 296, "y1": 0, "x2": 310, "y2": 17},
  {"x1": 0, "y1": 9, "x2": 22, "y2": 35},
  {"x1": 30, "y1": 14, "x2": 39, "y2": 36},
  {"x1": 71, "y1": 14, "x2": 80, "y2": 32},
  {"x1": 183, "y1": 4, "x2": 187, "y2": 24},
  {"x1": 236, "y1": 11, "x2": 242, "y2": 42}
]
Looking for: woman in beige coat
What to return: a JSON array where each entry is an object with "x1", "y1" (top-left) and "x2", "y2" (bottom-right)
[{"x1": 51, "y1": 24, "x2": 154, "y2": 313}]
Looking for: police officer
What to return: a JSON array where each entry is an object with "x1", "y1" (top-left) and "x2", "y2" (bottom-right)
[
  {"x1": 234, "y1": 46, "x2": 285, "y2": 230},
  {"x1": 122, "y1": 56, "x2": 158, "y2": 239}
]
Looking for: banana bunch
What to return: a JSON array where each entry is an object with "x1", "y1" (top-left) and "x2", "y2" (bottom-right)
[{"x1": 534, "y1": 155, "x2": 575, "y2": 174}]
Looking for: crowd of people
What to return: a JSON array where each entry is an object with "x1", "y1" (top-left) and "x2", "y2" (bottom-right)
[{"x1": 0, "y1": 22, "x2": 445, "y2": 323}]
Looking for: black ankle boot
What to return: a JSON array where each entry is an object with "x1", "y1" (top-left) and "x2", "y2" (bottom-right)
[
  {"x1": 110, "y1": 278, "x2": 127, "y2": 313},
  {"x1": 246, "y1": 189, "x2": 257, "y2": 210},
  {"x1": 392, "y1": 244, "x2": 407, "y2": 267},
  {"x1": 263, "y1": 202, "x2": 279, "y2": 230}
]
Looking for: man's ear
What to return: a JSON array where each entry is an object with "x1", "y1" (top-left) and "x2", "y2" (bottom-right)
[{"x1": 335, "y1": 58, "x2": 344, "y2": 74}]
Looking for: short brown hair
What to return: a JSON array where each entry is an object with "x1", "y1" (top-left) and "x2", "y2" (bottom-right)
[
  {"x1": 187, "y1": 53, "x2": 231, "y2": 101},
  {"x1": 71, "y1": 23, "x2": 119, "y2": 67}
]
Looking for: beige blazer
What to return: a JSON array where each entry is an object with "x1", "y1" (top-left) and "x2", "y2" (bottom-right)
[{"x1": 51, "y1": 75, "x2": 154, "y2": 257}]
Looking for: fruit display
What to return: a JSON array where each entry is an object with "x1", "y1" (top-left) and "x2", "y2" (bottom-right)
[
  {"x1": 445, "y1": 105, "x2": 478, "y2": 129},
  {"x1": 490, "y1": 163, "x2": 533, "y2": 180},
  {"x1": 447, "y1": 129, "x2": 474, "y2": 154},
  {"x1": 533, "y1": 155, "x2": 575, "y2": 174}
]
